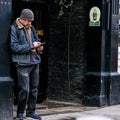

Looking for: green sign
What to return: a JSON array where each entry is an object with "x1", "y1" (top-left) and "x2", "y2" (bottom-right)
[{"x1": 89, "y1": 7, "x2": 101, "y2": 27}]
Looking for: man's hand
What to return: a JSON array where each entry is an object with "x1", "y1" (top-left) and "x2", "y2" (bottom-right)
[
  {"x1": 37, "y1": 46, "x2": 44, "y2": 53},
  {"x1": 33, "y1": 41, "x2": 41, "y2": 48}
]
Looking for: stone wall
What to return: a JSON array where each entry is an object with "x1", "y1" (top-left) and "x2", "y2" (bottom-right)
[{"x1": 47, "y1": 0, "x2": 87, "y2": 103}]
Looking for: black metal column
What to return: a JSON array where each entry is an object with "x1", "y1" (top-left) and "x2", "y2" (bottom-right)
[
  {"x1": 83, "y1": 0, "x2": 120, "y2": 106},
  {"x1": 0, "y1": 0, "x2": 13, "y2": 119},
  {"x1": 108, "y1": 0, "x2": 120, "y2": 105}
]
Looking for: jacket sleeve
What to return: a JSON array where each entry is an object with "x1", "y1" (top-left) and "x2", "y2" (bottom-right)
[{"x1": 10, "y1": 25, "x2": 31, "y2": 53}]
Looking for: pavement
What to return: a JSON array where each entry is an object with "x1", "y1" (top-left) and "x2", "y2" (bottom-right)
[{"x1": 14, "y1": 100, "x2": 120, "y2": 120}]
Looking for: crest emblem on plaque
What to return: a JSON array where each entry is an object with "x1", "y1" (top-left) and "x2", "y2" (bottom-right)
[{"x1": 89, "y1": 7, "x2": 101, "y2": 27}]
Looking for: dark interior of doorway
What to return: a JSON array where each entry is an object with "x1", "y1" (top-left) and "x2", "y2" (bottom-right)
[{"x1": 11, "y1": 0, "x2": 48, "y2": 104}]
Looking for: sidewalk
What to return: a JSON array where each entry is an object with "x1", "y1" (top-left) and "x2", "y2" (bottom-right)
[
  {"x1": 40, "y1": 104, "x2": 120, "y2": 120},
  {"x1": 14, "y1": 100, "x2": 120, "y2": 120}
]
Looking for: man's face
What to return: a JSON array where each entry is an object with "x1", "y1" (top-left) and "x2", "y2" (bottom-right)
[{"x1": 21, "y1": 19, "x2": 32, "y2": 28}]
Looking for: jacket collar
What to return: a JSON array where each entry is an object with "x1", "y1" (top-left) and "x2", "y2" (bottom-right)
[{"x1": 15, "y1": 18, "x2": 24, "y2": 29}]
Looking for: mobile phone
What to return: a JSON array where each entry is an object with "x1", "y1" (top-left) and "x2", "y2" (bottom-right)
[{"x1": 41, "y1": 41, "x2": 46, "y2": 46}]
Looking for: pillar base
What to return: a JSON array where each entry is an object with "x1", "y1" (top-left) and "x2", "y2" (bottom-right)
[
  {"x1": 0, "y1": 77, "x2": 13, "y2": 120},
  {"x1": 83, "y1": 72, "x2": 120, "y2": 106}
]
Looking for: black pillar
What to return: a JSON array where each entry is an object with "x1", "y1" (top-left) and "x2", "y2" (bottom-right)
[
  {"x1": 83, "y1": 0, "x2": 120, "y2": 106},
  {"x1": 0, "y1": 0, "x2": 13, "y2": 119},
  {"x1": 108, "y1": 0, "x2": 120, "y2": 105}
]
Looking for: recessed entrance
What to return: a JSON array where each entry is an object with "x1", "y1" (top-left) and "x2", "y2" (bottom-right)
[{"x1": 11, "y1": 0, "x2": 48, "y2": 104}]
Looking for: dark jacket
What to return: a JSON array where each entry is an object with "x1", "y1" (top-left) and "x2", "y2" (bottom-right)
[{"x1": 10, "y1": 22, "x2": 40, "y2": 63}]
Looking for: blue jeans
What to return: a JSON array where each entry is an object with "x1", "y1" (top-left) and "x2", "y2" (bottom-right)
[{"x1": 16, "y1": 64, "x2": 40, "y2": 114}]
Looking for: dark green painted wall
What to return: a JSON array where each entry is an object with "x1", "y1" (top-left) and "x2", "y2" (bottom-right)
[{"x1": 47, "y1": 0, "x2": 87, "y2": 103}]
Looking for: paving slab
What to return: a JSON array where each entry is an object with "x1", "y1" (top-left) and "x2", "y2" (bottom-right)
[{"x1": 14, "y1": 100, "x2": 120, "y2": 120}]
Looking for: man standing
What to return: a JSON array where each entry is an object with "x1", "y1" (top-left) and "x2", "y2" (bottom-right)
[{"x1": 10, "y1": 8, "x2": 43, "y2": 120}]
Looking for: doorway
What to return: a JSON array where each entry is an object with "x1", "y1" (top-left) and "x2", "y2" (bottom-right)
[{"x1": 11, "y1": 0, "x2": 48, "y2": 104}]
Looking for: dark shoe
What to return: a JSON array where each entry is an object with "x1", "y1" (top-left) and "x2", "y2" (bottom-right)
[
  {"x1": 16, "y1": 113, "x2": 24, "y2": 120},
  {"x1": 26, "y1": 113, "x2": 41, "y2": 120}
]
